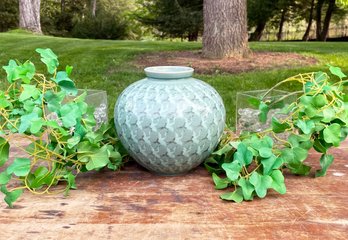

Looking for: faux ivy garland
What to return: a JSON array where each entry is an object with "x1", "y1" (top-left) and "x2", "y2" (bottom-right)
[
  {"x1": 0, "y1": 49, "x2": 126, "y2": 207},
  {"x1": 206, "y1": 66, "x2": 348, "y2": 202}
]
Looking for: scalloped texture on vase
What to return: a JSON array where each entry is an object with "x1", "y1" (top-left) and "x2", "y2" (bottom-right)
[{"x1": 114, "y1": 71, "x2": 226, "y2": 175}]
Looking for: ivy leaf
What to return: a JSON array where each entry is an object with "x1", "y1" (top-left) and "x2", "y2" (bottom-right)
[
  {"x1": 2, "y1": 60, "x2": 18, "y2": 83},
  {"x1": 328, "y1": 65, "x2": 347, "y2": 79},
  {"x1": 233, "y1": 143, "x2": 253, "y2": 166},
  {"x1": 7, "y1": 158, "x2": 31, "y2": 177},
  {"x1": 249, "y1": 172, "x2": 272, "y2": 198},
  {"x1": 237, "y1": 178, "x2": 254, "y2": 200},
  {"x1": 0, "y1": 172, "x2": 11, "y2": 184},
  {"x1": 36, "y1": 48, "x2": 59, "y2": 74},
  {"x1": 222, "y1": 161, "x2": 242, "y2": 181},
  {"x1": 67, "y1": 135, "x2": 81, "y2": 149},
  {"x1": 64, "y1": 171, "x2": 77, "y2": 190},
  {"x1": 83, "y1": 146, "x2": 110, "y2": 171},
  {"x1": 271, "y1": 117, "x2": 291, "y2": 133},
  {"x1": 19, "y1": 112, "x2": 40, "y2": 133},
  {"x1": 261, "y1": 156, "x2": 283, "y2": 175},
  {"x1": 52, "y1": 71, "x2": 78, "y2": 96},
  {"x1": 322, "y1": 108, "x2": 336, "y2": 123},
  {"x1": 19, "y1": 84, "x2": 41, "y2": 102},
  {"x1": 0, "y1": 186, "x2": 23, "y2": 208},
  {"x1": 30, "y1": 119, "x2": 44, "y2": 134},
  {"x1": 212, "y1": 173, "x2": 230, "y2": 190},
  {"x1": 259, "y1": 147, "x2": 273, "y2": 158},
  {"x1": 313, "y1": 94, "x2": 328, "y2": 108},
  {"x1": 213, "y1": 144, "x2": 233, "y2": 156},
  {"x1": 16, "y1": 61, "x2": 36, "y2": 84},
  {"x1": 66, "y1": 65, "x2": 73, "y2": 76},
  {"x1": 296, "y1": 119, "x2": 315, "y2": 134},
  {"x1": 323, "y1": 123, "x2": 341, "y2": 147},
  {"x1": 258, "y1": 102, "x2": 269, "y2": 123},
  {"x1": 315, "y1": 154, "x2": 334, "y2": 177},
  {"x1": 0, "y1": 137, "x2": 10, "y2": 167},
  {"x1": 270, "y1": 170, "x2": 286, "y2": 194},
  {"x1": 220, "y1": 188, "x2": 243, "y2": 203},
  {"x1": 60, "y1": 103, "x2": 82, "y2": 128}
]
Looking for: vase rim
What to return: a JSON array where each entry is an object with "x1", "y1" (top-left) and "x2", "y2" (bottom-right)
[{"x1": 144, "y1": 66, "x2": 194, "y2": 79}]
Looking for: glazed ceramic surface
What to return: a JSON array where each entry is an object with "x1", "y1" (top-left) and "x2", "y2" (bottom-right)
[{"x1": 114, "y1": 66, "x2": 226, "y2": 175}]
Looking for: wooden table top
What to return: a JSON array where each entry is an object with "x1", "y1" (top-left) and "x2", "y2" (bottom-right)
[{"x1": 1, "y1": 141, "x2": 348, "y2": 240}]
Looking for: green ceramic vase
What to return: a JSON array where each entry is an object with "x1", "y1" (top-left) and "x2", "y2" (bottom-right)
[{"x1": 114, "y1": 66, "x2": 225, "y2": 175}]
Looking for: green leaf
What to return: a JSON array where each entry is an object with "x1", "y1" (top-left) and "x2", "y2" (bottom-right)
[
  {"x1": 261, "y1": 156, "x2": 283, "y2": 175},
  {"x1": 271, "y1": 117, "x2": 291, "y2": 133},
  {"x1": 83, "y1": 146, "x2": 110, "y2": 171},
  {"x1": 36, "y1": 48, "x2": 59, "y2": 74},
  {"x1": 0, "y1": 137, "x2": 10, "y2": 167},
  {"x1": 329, "y1": 65, "x2": 347, "y2": 79},
  {"x1": 212, "y1": 173, "x2": 230, "y2": 189},
  {"x1": 259, "y1": 147, "x2": 273, "y2": 158},
  {"x1": 220, "y1": 188, "x2": 243, "y2": 203},
  {"x1": 60, "y1": 103, "x2": 82, "y2": 128},
  {"x1": 313, "y1": 94, "x2": 328, "y2": 108},
  {"x1": 323, "y1": 123, "x2": 341, "y2": 147},
  {"x1": 30, "y1": 119, "x2": 44, "y2": 134},
  {"x1": 19, "y1": 84, "x2": 41, "y2": 102},
  {"x1": 270, "y1": 170, "x2": 286, "y2": 194},
  {"x1": 44, "y1": 90, "x2": 65, "y2": 112},
  {"x1": 52, "y1": 71, "x2": 77, "y2": 96},
  {"x1": 67, "y1": 135, "x2": 81, "y2": 149},
  {"x1": 222, "y1": 161, "x2": 242, "y2": 181},
  {"x1": 313, "y1": 139, "x2": 329, "y2": 153},
  {"x1": 233, "y1": 143, "x2": 253, "y2": 166},
  {"x1": 2, "y1": 60, "x2": 18, "y2": 83},
  {"x1": 65, "y1": 171, "x2": 77, "y2": 190},
  {"x1": 7, "y1": 158, "x2": 31, "y2": 177},
  {"x1": 296, "y1": 119, "x2": 315, "y2": 134},
  {"x1": 18, "y1": 112, "x2": 40, "y2": 133},
  {"x1": 0, "y1": 172, "x2": 11, "y2": 184},
  {"x1": 213, "y1": 144, "x2": 233, "y2": 156},
  {"x1": 237, "y1": 178, "x2": 254, "y2": 200},
  {"x1": 315, "y1": 154, "x2": 334, "y2": 177},
  {"x1": 258, "y1": 102, "x2": 269, "y2": 123},
  {"x1": 249, "y1": 172, "x2": 272, "y2": 198},
  {"x1": 66, "y1": 65, "x2": 73, "y2": 76},
  {"x1": 15, "y1": 61, "x2": 36, "y2": 83},
  {"x1": 322, "y1": 108, "x2": 336, "y2": 123},
  {"x1": 1, "y1": 186, "x2": 23, "y2": 208}
]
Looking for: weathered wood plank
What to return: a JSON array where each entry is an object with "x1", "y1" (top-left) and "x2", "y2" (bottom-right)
[{"x1": 0, "y1": 140, "x2": 347, "y2": 239}]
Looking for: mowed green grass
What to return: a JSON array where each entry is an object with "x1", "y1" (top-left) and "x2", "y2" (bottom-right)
[{"x1": 1, "y1": 31, "x2": 348, "y2": 126}]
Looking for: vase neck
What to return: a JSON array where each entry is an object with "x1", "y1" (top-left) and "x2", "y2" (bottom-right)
[{"x1": 144, "y1": 66, "x2": 194, "y2": 79}]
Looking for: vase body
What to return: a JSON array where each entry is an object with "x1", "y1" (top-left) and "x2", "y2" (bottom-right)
[{"x1": 114, "y1": 66, "x2": 226, "y2": 175}]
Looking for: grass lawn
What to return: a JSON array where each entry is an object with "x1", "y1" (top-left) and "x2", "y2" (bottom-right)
[{"x1": 1, "y1": 31, "x2": 348, "y2": 126}]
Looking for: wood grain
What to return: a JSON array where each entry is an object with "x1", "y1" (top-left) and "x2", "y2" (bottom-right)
[{"x1": 1, "y1": 139, "x2": 347, "y2": 239}]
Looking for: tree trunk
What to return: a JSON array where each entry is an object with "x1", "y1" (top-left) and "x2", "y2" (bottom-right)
[
  {"x1": 249, "y1": 22, "x2": 266, "y2": 41},
  {"x1": 202, "y1": 0, "x2": 248, "y2": 58},
  {"x1": 91, "y1": 0, "x2": 97, "y2": 17},
  {"x1": 277, "y1": 9, "x2": 287, "y2": 41},
  {"x1": 19, "y1": 0, "x2": 42, "y2": 33},
  {"x1": 316, "y1": 0, "x2": 324, "y2": 40},
  {"x1": 302, "y1": 0, "x2": 315, "y2": 41},
  {"x1": 319, "y1": 0, "x2": 336, "y2": 41},
  {"x1": 61, "y1": 0, "x2": 65, "y2": 13}
]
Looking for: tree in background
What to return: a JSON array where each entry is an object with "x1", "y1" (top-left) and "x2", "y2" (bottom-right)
[
  {"x1": 316, "y1": 0, "x2": 337, "y2": 41},
  {"x1": 202, "y1": 0, "x2": 249, "y2": 58},
  {"x1": 0, "y1": 0, "x2": 19, "y2": 32},
  {"x1": 135, "y1": 0, "x2": 203, "y2": 41},
  {"x1": 19, "y1": 0, "x2": 42, "y2": 33},
  {"x1": 248, "y1": 0, "x2": 280, "y2": 41}
]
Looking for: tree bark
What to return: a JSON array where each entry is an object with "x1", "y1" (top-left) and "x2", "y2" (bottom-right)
[
  {"x1": 302, "y1": 0, "x2": 315, "y2": 41},
  {"x1": 277, "y1": 9, "x2": 287, "y2": 41},
  {"x1": 316, "y1": 0, "x2": 324, "y2": 40},
  {"x1": 91, "y1": 0, "x2": 97, "y2": 17},
  {"x1": 61, "y1": 0, "x2": 65, "y2": 13},
  {"x1": 19, "y1": 0, "x2": 42, "y2": 33},
  {"x1": 249, "y1": 21, "x2": 266, "y2": 41},
  {"x1": 320, "y1": 0, "x2": 336, "y2": 41},
  {"x1": 202, "y1": 0, "x2": 249, "y2": 58}
]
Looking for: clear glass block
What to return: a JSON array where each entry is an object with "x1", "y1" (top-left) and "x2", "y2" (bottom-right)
[
  {"x1": 236, "y1": 89, "x2": 296, "y2": 134},
  {"x1": 80, "y1": 89, "x2": 108, "y2": 128}
]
